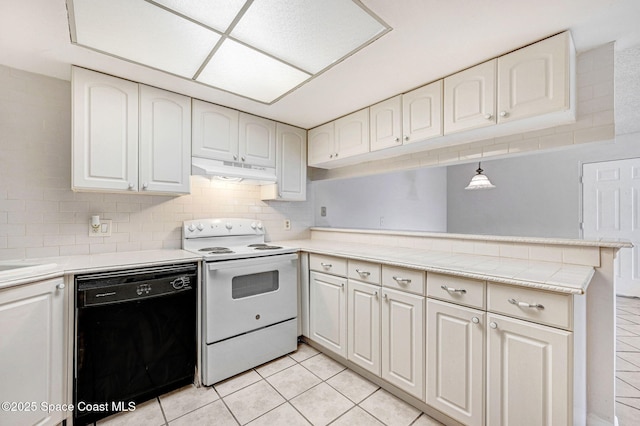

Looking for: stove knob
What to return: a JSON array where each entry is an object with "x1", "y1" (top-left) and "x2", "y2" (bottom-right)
[
  {"x1": 187, "y1": 224, "x2": 195, "y2": 232},
  {"x1": 257, "y1": 222, "x2": 263, "y2": 230},
  {"x1": 197, "y1": 223, "x2": 205, "y2": 231},
  {"x1": 250, "y1": 222, "x2": 257, "y2": 230},
  {"x1": 225, "y1": 222, "x2": 233, "y2": 230}
]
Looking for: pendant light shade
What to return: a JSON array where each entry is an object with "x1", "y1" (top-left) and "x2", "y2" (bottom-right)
[{"x1": 465, "y1": 162, "x2": 495, "y2": 190}]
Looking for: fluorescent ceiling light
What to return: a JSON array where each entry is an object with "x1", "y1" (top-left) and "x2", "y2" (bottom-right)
[{"x1": 67, "y1": 0, "x2": 390, "y2": 103}]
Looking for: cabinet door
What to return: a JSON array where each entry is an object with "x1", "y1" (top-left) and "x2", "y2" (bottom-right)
[
  {"x1": 426, "y1": 300, "x2": 484, "y2": 426},
  {"x1": 192, "y1": 99, "x2": 239, "y2": 162},
  {"x1": 334, "y1": 109, "x2": 370, "y2": 159},
  {"x1": 0, "y1": 278, "x2": 66, "y2": 426},
  {"x1": 370, "y1": 95, "x2": 402, "y2": 151},
  {"x1": 487, "y1": 313, "x2": 572, "y2": 426},
  {"x1": 72, "y1": 67, "x2": 138, "y2": 192},
  {"x1": 347, "y1": 280, "x2": 381, "y2": 375},
  {"x1": 497, "y1": 32, "x2": 572, "y2": 123},
  {"x1": 275, "y1": 123, "x2": 307, "y2": 201},
  {"x1": 239, "y1": 113, "x2": 276, "y2": 167},
  {"x1": 307, "y1": 122, "x2": 335, "y2": 167},
  {"x1": 310, "y1": 272, "x2": 347, "y2": 357},
  {"x1": 402, "y1": 80, "x2": 443, "y2": 144},
  {"x1": 139, "y1": 85, "x2": 191, "y2": 194},
  {"x1": 381, "y1": 288, "x2": 424, "y2": 399},
  {"x1": 444, "y1": 60, "x2": 496, "y2": 134}
]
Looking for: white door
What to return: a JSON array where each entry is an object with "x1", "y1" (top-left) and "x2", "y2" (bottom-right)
[
  {"x1": 139, "y1": 85, "x2": 191, "y2": 194},
  {"x1": 347, "y1": 280, "x2": 381, "y2": 375},
  {"x1": 308, "y1": 122, "x2": 335, "y2": 167},
  {"x1": 497, "y1": 32, "x2": 571, "y2": 123},
  {"x1": 583, "y1": 158, "x2": 640, "y2": 296},
  {"x1": 334, "y1": 108, "x2": 370, "y2": 160},
  {"x1": 310, "y1": 271, "x2": 347, "y2": 357},
  {"x1": 276, "y1": 123, "x2": 307, "y2": 201},
  {"x1": 444, "y1": 60, "x2": 496, "y2": 134},
  {"x1": 191, "y1": 99, "x2": 239, "y2": 162},
  {"x1": 402, "y1": 80, "x2": 443, "y2": 143},
  {"x1": 0, "y1": 278, "x2": 66, "y2": 426},
  {"x1": 487, "y1": 313, "x2": 571, "y2": 426},
  {"x1": 239, "y1": 113, "x2": 276, "y2": 167},
  {"x1": 381, "y1": 288, "x2": 424, "y2": 399},
  {"x1": 370, "y1": 95, "x2": 402, "y2": 151},
  {"x1": 72, "y1": 67, "x2": 138, "y2": 192},
  {"x1": 426, "y1": 299, "x2": 485, "y2": 426}
]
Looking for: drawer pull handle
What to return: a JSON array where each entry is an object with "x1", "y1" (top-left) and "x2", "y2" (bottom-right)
[
  {"x1": 355, "y1": 269, "x2": 370, "y2": 277},
  {"x1": 508, "y1": 298, "x2": 545, "y2": 310},
  {"x1": 320, "y1": 263, "x2": 332, "y2": 268},
  {"x1": 441, "y1": 285, "x2": 467, "y2": 294},
  {"x1": 392, "y1": 276, "x2": 411, "y2": 285}
]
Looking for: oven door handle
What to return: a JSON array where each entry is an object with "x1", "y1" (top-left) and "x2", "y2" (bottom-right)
[{"x1": 206, "y1": 253, "x2": 298, "y2": 271}]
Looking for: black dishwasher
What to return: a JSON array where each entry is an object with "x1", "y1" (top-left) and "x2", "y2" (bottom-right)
[{"x1": 74, "y1": 263, "x2": 198, "y2": 425}]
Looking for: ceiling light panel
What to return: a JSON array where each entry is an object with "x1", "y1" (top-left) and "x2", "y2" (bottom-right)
[
  {"x1": 72, "y1": 0, "x2": 221, "y2": 78},
  {"x1": 150, "y1": 0, "x2": 246, "y2": 32},
  {"x1": 196, "y1": 39, "x2": 311, "y2": 103},
  {"x1": 231, "y1": 0, "x2": 387, "y2": 73}
]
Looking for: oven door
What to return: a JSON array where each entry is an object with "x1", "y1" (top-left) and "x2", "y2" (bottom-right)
[{"x1": 204, "y1": 253, "x2": 298, "y2": 343}]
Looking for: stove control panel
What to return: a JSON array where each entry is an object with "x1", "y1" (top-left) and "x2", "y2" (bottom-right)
[{"x1": 183, "y1": 218, "x2": 265, "y2": 238}]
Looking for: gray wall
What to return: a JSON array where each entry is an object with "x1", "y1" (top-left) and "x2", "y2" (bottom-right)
[{"x1": 312, "y1": 167, "x2": 447, "y2": 231}]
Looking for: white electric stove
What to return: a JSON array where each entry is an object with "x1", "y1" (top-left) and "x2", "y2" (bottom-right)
[{"x1": 182, "y1": 218, "x2": 299, "y2": 385}]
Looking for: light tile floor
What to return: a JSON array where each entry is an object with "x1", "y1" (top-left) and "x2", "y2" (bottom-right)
[
  {"x1": 95, "y1": 296, "x2": 640, "y2": 426},
  {"x1": 96, "y1": 343, "x2": 442, "y2": 426}
]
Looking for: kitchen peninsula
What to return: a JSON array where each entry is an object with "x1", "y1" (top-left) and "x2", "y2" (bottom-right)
[{"x1": 278, "y1": 227, "x2": 631, "y2": 426}]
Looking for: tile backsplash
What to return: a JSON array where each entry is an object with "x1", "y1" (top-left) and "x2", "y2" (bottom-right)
[{"x1": 0, "y1": 65, "x2": 312, "y2": 260}]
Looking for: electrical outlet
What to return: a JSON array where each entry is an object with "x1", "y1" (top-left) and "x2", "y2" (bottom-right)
[
  {"x1": 321, "y1": 206, "x2": 327, "y2": 217},
  {"x1": 284, "y1": 219, "x2": 291, "y2": 230},
  {"x1": 89, "y1": 219, "x2": 112, "y2": 237}
]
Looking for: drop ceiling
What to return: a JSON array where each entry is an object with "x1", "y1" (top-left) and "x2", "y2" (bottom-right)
[{"x1": 1, "y1": 0, "x2": 639, "y2": 129}]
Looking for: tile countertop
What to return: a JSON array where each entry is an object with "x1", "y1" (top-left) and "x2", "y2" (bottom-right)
[
  {"x1": 0, "y1": 250, "x2": 202, "y2": 290},
  {"x1": 274, "y1": 239, "x2": 598, "y2": 295}
]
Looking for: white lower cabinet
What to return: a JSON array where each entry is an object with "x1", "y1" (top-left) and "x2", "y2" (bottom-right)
[
  {"x1": 426, "y1": 299, "x2": 485, "y2": 426},
  {"x1": 0, "y1": 278, "x2": 67, "y2": 426},
  {"x1": 381, "y1": 287, "x2": 424, "y2": 399},
  {"x1": 486, "y1": 313, "x2": 572, "y2": 426},
  {"x1": 347, "y1": 279, "x2": 381, "y2": 375},
  {"x1": 309, "y1": 271, "x2": 347, "y2": 358}
]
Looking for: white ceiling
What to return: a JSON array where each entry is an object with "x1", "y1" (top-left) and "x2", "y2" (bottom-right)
[{"x1": 1, "y1": 0, "x2": 639, "y2": 129}]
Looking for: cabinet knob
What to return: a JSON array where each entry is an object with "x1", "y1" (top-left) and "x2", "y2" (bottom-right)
[
  {"x1": 471, "y1": 317, "x2": 479, "y2": 324},
  {"x1": 383, "y1": 293, "x2": 388, "y2": 300},
  {"x1": 484, "y1": 113, "x2": 493, "y2": 120},
  {"x1": 233, "y1": 155, "x2": 238, "y2": 161},
  {"x1": 335, "y1": 153, "x2": 339, "y2": 157},
  {"x1": 142, "y1": 183, "x2": 148, "y2": 190},
  {"x1": 56, "y1": 283, "x2": 65, "y2": 290},
  {"x1": 404, "y1": 135, "x2": 409, "y2": 141},
  {"x1": 374, "y1": 291, "x2": 378, "y2": 298},
  {"x1": 489, "y1": 322, "x2": 498, "y2": 329},
  {"x1": 128, "y1": 182, "x2": 135, "y2": 189},
  {"x1": 499, "y1": 111, "x2": 509, "y2": 118},
  {"x1": 241, "y1": 156, "x2": 246, "y2": 162},
  {"x1": 329, "y1": 154, "x2": 333, "y2": 159}
]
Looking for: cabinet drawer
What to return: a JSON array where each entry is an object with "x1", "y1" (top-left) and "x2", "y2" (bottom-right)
[
  {"x1": 382, "y1": 266, "x2": 425, "y2": 295},
  {"x1": 348, "y1": 260, "x2": 381, "y2": 284},
  {"x1": 427, "y1": 273, "x2": 485, "y2": 309},
  {"x1": 487, "y1": 283, "x2": 573, "y2": 330},
  {"x1": 309, "y1": 254, "x2": 347, "y2": 276}
]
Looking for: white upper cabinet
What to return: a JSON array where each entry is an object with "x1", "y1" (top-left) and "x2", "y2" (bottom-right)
[
  {"x1": 72, "y1": 67, "x2": 139, "y2": 192},
  {"x1": 370, "y1": 95, "x2": 402, "y2": 151},
  {"x1": 402, "y1": 80, "x2": 443, "y2": 143},
  {"x1": 334, "y1": 108, "x2": 370, "y2": 159},
  {"x1": 308, "y1": 121, "x2": 335, "y2": 167},
  {"x1": 72, "y1": 67, "x2": 191, "y2": 195},
  {"x1": 192, "y1": 100, "x2": 239, "y2": 162},
  {"x1": 239, "y1": 113, "x2": 276, "y2": 168},
  {"x1": 261, "y1": 123, "x2": 307, "y2": 201},
  {"x1": 444, "y1": 60, "x2": 496, "y2": 134},
  {"x1": 497, "y1": 32, "x2": 572, "y2": 122},
  {"x1": 139, "y1": 85, "x2": 191, "y2": 194}
]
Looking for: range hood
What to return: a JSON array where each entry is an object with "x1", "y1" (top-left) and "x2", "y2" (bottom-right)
[{"x1": 192, "y1": 157, "x2": 277, "y2": 185}]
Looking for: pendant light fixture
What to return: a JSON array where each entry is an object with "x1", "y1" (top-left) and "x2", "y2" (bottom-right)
[{"x1": 465, "y1": 162, "x2": 495, "y2": 190}]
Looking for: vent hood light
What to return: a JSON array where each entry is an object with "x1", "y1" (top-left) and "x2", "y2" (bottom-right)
[
  {"x1": 192, "y1": 157, "x2": 276, "y2": 185},
  {"x1": 465, "y1": 162, "x2": 496, "y2": 190}
]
